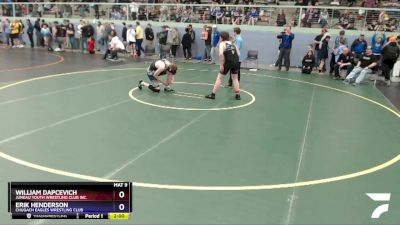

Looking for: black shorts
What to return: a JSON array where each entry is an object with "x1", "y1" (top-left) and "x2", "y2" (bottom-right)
[
  {"x1": 128, "y1": 41, "x2": 136, "y2": 45},
  {"x1": 221, "y1": 62, "x2": 240, "y2": 75},
  {"x1": 10, "y1": 33, "x2": 19, "y2": 39}
]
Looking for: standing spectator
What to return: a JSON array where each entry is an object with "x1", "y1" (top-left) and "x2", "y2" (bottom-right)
[
  {"x1": 211, "y1": 25, "x2": 220, "y2": 64},
  {"x1": 135, "y1": 21, "x2": 145, "y2": 57},
  {"x1": 145, "y1": 23, "x2": 154, "y2": 47},
  {"x1": 66, "y1": 23, "x2": 76, "y2": 49},
  {"x1": 187, "y1": 24, "x2": 196, "y2": 56},
  {"x1": 351, "y1": 33, "x2": 368, "y2": 59},
  {"x1": 344, "y1": 46, "x2": 378, "y2": 86},
  {"x1": 2, "y1": 19, "x2": 11, "y2": 46},
  {"x1": 18, "y1": 20, "x2": 25, "y2": 47},
  {"x1": 121, "y1": 22, "x2": 127, "y2": 43},
  {"x1": 371, "y1": 33, "x2": 386, "y2": 57},
  {"x1": 329, "y1": 30, "x2": 348, "y2": 75},
  {"x1": 380, "y1": 36, "x2": 400, "y2": 86},
  {"x1": 127, "y1": 24, "x2": 136, "y2": 57},
  {"x1": 80, "y1": 21, "x2": 93, "y2": 52},
  {"x1": 76, "y1": 20, "x2": 83, "y2": 50},
  {"x1": 34, "y1": 18, "x2": 42, "y2": 47},
  {"x1": 26, "y1": 19, "x2": 34, "y2": 48},
  {"x1": 333, "y1": 48, "x2": 355, "y2": 80},
  {"x1": 276, "y1": 26, "x2": 295, "y2": 71},
  {"x1": 229, "y1": 27, "x2": 243, "y2": 86},
  {"x1": 41, "y1": 23, "x2": 52, "y2": 51},
  {"x1": 169, "y1": 28, "x2": 180, "y2": 60},
  {"x1": 181, "y1": 28, "x2": 192, "y2": 60},
  {"x1": 318, "y1": 35, "x2": 330, "y2": 74},
  {"x1": 96, "y1": 22, "x2": 105, "y2": 51},
  {"x1": 201, "y1": 25, "x2": 211, "y2": 62},
  {"x1": 10, "y1": 19, "x2": 22, "y2": 48},
  {"x1": 314, "y1": 28, "x2": 328, "y2": 69},
  {"x1": 302, "y1": 49, "x2": 315, "y2": 74},
  {"x1": 157, "y1": 26, "x2": 168, "y2": 59}
]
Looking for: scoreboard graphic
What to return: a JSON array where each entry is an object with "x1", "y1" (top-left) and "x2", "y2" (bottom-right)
[{"x1": 8, "y1": 182, "x2": 132, "y2": 220}]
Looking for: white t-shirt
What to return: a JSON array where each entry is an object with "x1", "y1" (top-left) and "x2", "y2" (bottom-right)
[
  {"x1": 127, "y1": 28, "x2": 136, "y2": 43},
  {"x1": 110, "y1": 36, "x2": 125, "y2": 50}
]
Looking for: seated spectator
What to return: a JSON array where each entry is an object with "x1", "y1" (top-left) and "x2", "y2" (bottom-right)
[
  {"x1": 367, "y1": 20, "x2": 380, "y2": 31},
  {"x1": 319, "y1": 9, "x2": 329, "y2": 28},
  {"x1": 301, "y1": 7, "x2": 313, "y2": 28},
  {"x1": 302, "y1": 49, "x2": 315, "y2": 74},
  {"x1": 231, "y1": 7, "x2": 242, "y2": 25},
  {"x1": 333, "y1": 48, "x2": 355, "y2": 80},
  {"x1": 276, "y1": 11, "x2": 286, "y2": 27},
  {"x1": 248, "y1": 8, "x2": 258, "y2": 26},
  {"x1": 223, "y1": 7, "x2": 232, "y2": 24},
  {"x1": 344, "y1": 46, "x2": 378, "y2": 86},
  {"x1": 351, "y1": 33, "x2": 368, "y2": 58},
  {"x1": 384, "y1": 19, "x2": 397, "y2": 32}
]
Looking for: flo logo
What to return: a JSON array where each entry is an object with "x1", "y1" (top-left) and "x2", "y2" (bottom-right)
[{"x1": 366, "y1": 193, "x2": 391, "y2": 219}]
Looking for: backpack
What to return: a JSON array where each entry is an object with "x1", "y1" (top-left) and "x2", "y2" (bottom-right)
[
  {"x1": 86, "y1": 25, "x2": 94, "y2": 37},
  {"x1": 224, "y1": 43, "x2": 239, "y2": 64}
]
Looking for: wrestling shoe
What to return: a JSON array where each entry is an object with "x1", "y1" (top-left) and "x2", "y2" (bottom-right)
[
  {"x1": 138, "y1": 80, "x2": 143, "y2": 90},
  {"x1": 164, "y1": 87, "x2": 175, "y2": 93},
  {"x1": 205, "y1": 93, "x2": 215, "y2": 99},
  {"x1": 235, "y1": 94, "x2": 241, "y2": 100}
]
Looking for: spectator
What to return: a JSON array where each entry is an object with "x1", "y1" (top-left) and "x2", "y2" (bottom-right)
[
  {"x1": 145, "y1": 23, "x2": 154, "y2": 47},
  {"x1": 319, "y1": 9, "x2": 329, "y2": 28},
  {"x1": 18, "y1": 20, "x2": 24, "y2": 47},
  {"x1": 88, "y1": 37, "x2": 95, "y2": 54},
  {"x1": 96, "y1": 22, "x2": 105, "y2": 51},
  {"x1": 384, "y1": 19, "x2": 397, "y2": 32},
  {"x1": 2, "y1": 19, "x2": 11, "y2": 46},
  {"x1": 136, "y1": 21, "x2": 145, "y2": 57},
  {"x1": 81, "y1": 21, "x2": 94, "y2": 52},
  {"x1": 121, "y1": 22, "x2": 127, "y2": 43},
  {"x1": 103, "y1": 30, "x2": 125, "y2": 61},
  {"x1": 201, "y1": 25, "x2": 211, "y2": 62},
  {"x1": 329, "y1": 30, "x2": 348, "y2": 75},
  {"x1": 333, "y1": 47, "x2": 355, "y2": 80},
  {"x1": 231, "y1": 7, "x2": 242, "y2": 25},
  {"x1": 276, "y1": 26, "x2": 295, "y2": 71},
  {"x1": 211, "y1": 25, "x2": 220, "y2": 64},
  {"x1": 127, "y1": 24, "x2": 136, "y2": 57},
  {"x1": 248, "y1": 8, "x2": 258, "y2": 26},
  {"x1": 351, "y1": 33, "x2": 368, "y2": 58},
  {"x1": 367, "y1": 20, "x2": 380, "y2": 31},
  {"x1": 380, "y1": 36, "x2": 400, "y2": 86},
  {"x1": 66, "y1": 23, "x2": 76, "y2": 49},
  {"x1": 344, "y1": 46, "x2": 378, "y2": 86},
  {"x1": 318, "y1": 35, "x2": 330, "y2": 73},
  {"x1": 181, "y1": 27, "x2": 192, "y2": 60},
  {"x1": 276, "y1": 11, "x2": 286, "y2": 27},
  {"x1": 302, "y1": 49, "x2": 315, "y2": 74},
  {"x1": 157, "y1": 26, "x2": 168, "y2": 59},
  {"x1": 10, "y1": 19, "x2": 22, "y2": 48},
  {"x1": 34, "y1": 18, "x2": 42, "y2": 47},
  {"x1": 26, "y1": 19, "x2": 34, "y2": 48},
  {"x1": 301, "y1": 7, "x2": 313, "y2": 28},
  {"x1": 371, "y1": 33, "x2": 386, "y2": 57},
  {"x1": 229, "y1": 27, "x2": 243, "y2": 86},
  {"x1": 41, "y1": 23, "x2": 51, "y2": 51},
  {"x1": 314, "y1": 28, "x2": 328, "y2": 69},
  {"x1": 167, "y1": 27, "x2": 180, "y2": 59}
]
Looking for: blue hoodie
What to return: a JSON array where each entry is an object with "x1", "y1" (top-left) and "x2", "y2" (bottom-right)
[
  {"x1": 277, "y1": 32, "x2": 295, "y2": 49},
  {"x1": 351, "y1": 38, "x2": 368, "y2": 54}
]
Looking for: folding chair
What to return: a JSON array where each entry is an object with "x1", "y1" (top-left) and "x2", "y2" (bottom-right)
[{"x1": 245, "y1": 50, "x2": 259, "y2": 69}]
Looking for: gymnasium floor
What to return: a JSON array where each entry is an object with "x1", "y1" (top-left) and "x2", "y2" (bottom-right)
[{"x1": 0, "y1": 48, "x2": 399, "y2": 225}]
